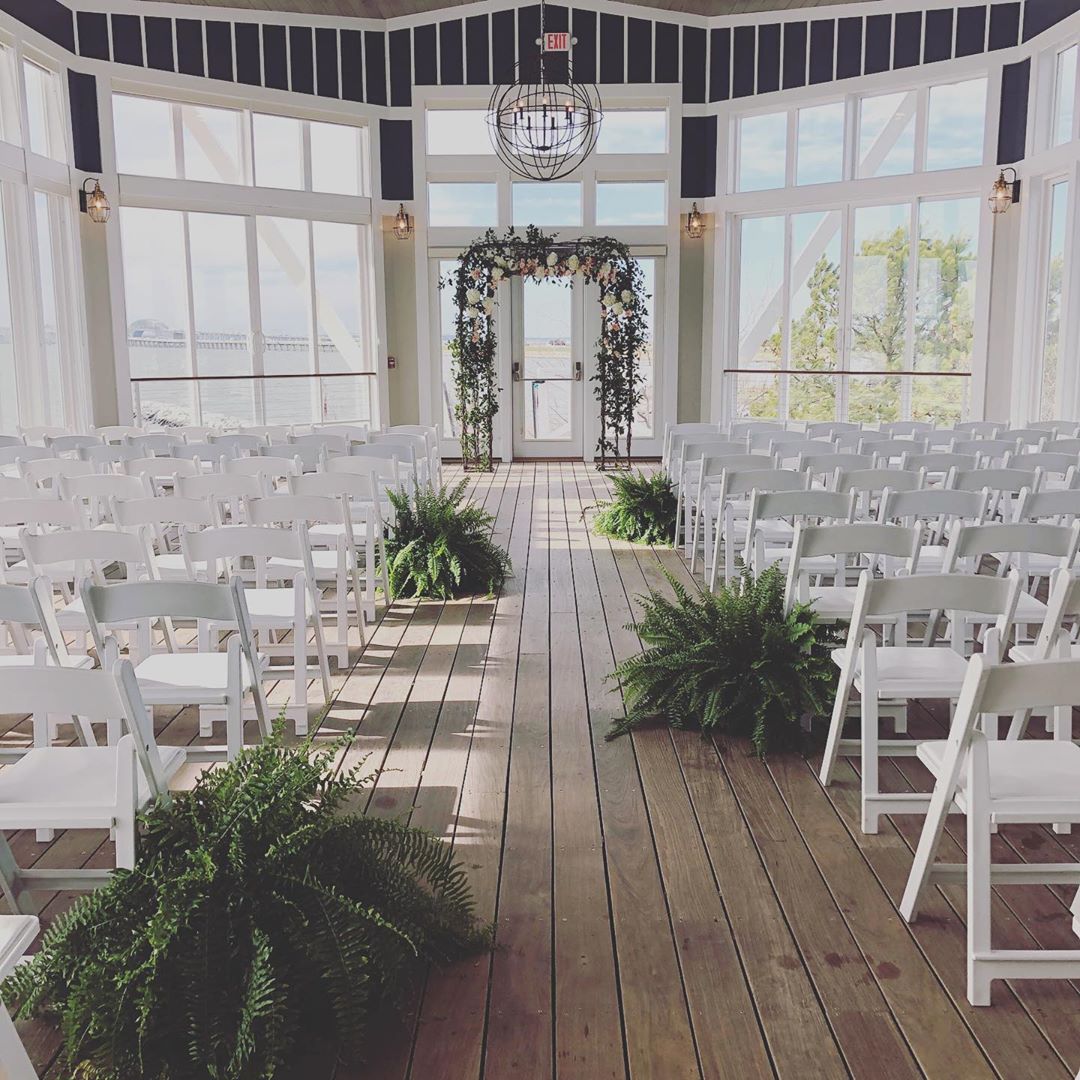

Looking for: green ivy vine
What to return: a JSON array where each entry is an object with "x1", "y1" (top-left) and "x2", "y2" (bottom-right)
[{"x1": 441, "y1": 226, "x2": 648, "y2": 471}]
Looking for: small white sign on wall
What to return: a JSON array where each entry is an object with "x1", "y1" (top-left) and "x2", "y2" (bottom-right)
[{"x1": 543, "y1": 32, "x2": 571, "y2": 53}]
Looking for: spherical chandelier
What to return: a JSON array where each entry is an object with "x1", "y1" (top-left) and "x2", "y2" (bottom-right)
[{"x1": 486, "y1": 1, "x2": 603, "y2": 181}]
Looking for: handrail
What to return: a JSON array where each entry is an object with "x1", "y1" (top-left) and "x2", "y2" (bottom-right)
[
  {"x1": 129, "y1": 372, "x2": 376, "y2": 383},
  {"x1": 722, "y1": 369, "x2": 970, "y2": 377}
]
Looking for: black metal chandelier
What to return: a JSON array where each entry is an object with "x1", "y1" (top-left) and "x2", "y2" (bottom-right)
[{"x1": 486, "y1": 1, "x2": 603, "y2": 181}]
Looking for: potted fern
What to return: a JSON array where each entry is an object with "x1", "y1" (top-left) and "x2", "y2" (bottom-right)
[
  {"x1": 593, "y1": 470, "x2": 678, "y2": 546},
  {"x1": 608, "y1": 565, "x2": 843, "y2": 756},
  {"x1": 2, "y1": 730, "x2": 488, "y2": 1079},
  {"x1": 386, "y1": 479, "x2": 511, "y2": 599}
]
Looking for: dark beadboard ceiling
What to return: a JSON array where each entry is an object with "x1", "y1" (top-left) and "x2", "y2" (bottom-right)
[{"x1": 135, "y1": 0, "x2": 877, "y2": 20}]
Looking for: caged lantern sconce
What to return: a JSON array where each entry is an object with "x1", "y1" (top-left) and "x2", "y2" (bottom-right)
[
  {"x1": 393, "y1": 203, "x2": 414, "y2": 240},
  {"x1": 79, "y1": 178, "x2": 111, "y2": 223},
  {"x1": 988, "y1": 168, "x2": 1021, "y2": 215}
]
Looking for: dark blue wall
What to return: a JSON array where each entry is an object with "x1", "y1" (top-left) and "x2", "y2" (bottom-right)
[{"x1": 3, "y1": 0, "x2": 1077, "y2": 195}]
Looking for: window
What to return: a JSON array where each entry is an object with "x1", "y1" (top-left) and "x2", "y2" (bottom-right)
[
  {"x1": 23, "y1": 59, "x2": 64, "y2": 161},
  {"x1": 796, "y1": 103, "x2": 844, "y2": 186},
  {"x1": 253, "y1": 114, "x2": 303, "y2": 190},
  {"x1": 182, "y1": 103, "x2": 245, "y2": 185},
  {"x1": 0, "y1": 188, "x2": 17, "y2": 431},
  {"x1": 730, "y1": 198, "x2": 980, "y2": 424},
  {"x1": 0, "y1": 45, "x2": 19, "y2": 145},
  {"x1": 428, "y1": 182, "x2": 498, "y2": 226},
  {"x1": 1039, "y1": 180, "x2": 1070, "y2": 421},
  {"x1": 119, "y1": 208, "x2": 376, "y2": 427},
  {"x1": 426, "y1": 111, "x2": 492, "y2": 155},
  {"x1": 437, "y1": 258, "x2": 459, "y2": 439},
  {"x1": 925, "y1": 78, "x2": 987, "y2": 170},
  {"x1": 310, "y1": 120, "x2": 365, "y2": 196},
  {"x1": 113, "y1": 94, "x2": 369, "y2": 195},
  {"x1": 114, "y1": 96, "x2": 177, "y2": 178},
  {"x1": 596, "y1": 181, "x2": 666, "y2": 225},
  {"x1": 858, "y1": 92, "x2": 917, "y2": 178},
  {"x1": 512, "y1": 182, "x2": 582, "y2": 225},
  {"x1": 32, "y1": 192, "x2": 72, "y2": 421},
  {"x1": 737, "y1": 112, "x2": 787, "y2": 191},
  {"x1": 597, "y1": 111, "x2": 667, "y2": 154},
  {"x1": 632, "y1": 258, "x2": 657, "y2": 437},
  {"x1": 1054, "y1": 46, "x2": 1078, "y2": 147}
]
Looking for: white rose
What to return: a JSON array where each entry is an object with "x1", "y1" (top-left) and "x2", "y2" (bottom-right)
[
  {"x1": 493, "y1": 255, "x2": 505, "y2": 267},
  {"x1": 602, "y1": 293, "x2": 616, "y2": 307},
  {"x1": 566, "y1": 254, "x2": 580, "y2": 271},
  {"x1": 465, "y1": 306, "x2": 479, "y2": 319},
  {"x1": 491, "y1": 267, "x2": 504, "y2": 282},
  {"x1": 600, "y1": 262, "x2": 612, "y2": 277},
  {"x1": 621, "y1": 290, "x2": 633, "y2": 303},
  {"x1": 612, "y1": 302, "x2": 624, "y2": 315},
  {"x1": 482, "y1": 298, "x2": 495, "y2": 314},
  {"x1": 546, "y1": 252, "x2": 558, "y2": 267},
  {"x1": 466, "y1": 288, "x2": 482, "y2": 305},
  {"x1": 535, "y1": 267, "x2": 547, "y2": 278}
]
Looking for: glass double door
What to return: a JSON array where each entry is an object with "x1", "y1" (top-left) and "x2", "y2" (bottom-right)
[{"x1": 510, "y1": 276, "x2": 584, "y2": 458}]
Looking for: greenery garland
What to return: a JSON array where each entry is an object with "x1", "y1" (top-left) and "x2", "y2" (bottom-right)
[{"x1": 441, "y1": 225, "x2": 648, "y2": 471}]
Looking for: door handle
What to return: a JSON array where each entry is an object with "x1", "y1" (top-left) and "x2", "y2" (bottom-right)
[
  {"x1": 512, "y1": 361, "x2": 521, "y2": 381},
  {"x1": 574, "y1": 361, "x2": 583, "y2": 381}
]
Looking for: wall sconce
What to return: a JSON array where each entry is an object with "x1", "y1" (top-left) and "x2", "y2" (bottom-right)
[
  {"x1": 685, "y1": 202, "x2": 705, "y2": 239},
  {"x1": 79, "y1": 178, "x2": 111, "y2": 224},
  {"x1": 988, "y1": 168, "x2": 1020, "y2": 215},
  {"x1": 393, "y1": 203, "x2": 413, "y2": 240}
]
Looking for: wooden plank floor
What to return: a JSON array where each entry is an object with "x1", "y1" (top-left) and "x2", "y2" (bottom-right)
[{"x1": 9, "y1": 460, "x2": 1080, "y2": 1079}]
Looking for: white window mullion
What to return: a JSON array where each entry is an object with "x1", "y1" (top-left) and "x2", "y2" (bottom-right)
[
  {"x1": 902, "y1": 199, "x2": 919, "y2": 420},
  {"x1": 306, "y1": 218, "x2": 321, "y2": 422},
  {"x1": 245, "y1": 214, "x2": 266, "y2": 425},
  {"x1": 779, "y1": 213, "x2": 792, "y2": 421},
  {"x1": 180, "y1": 210, "x2": 201, "y2": 425}
]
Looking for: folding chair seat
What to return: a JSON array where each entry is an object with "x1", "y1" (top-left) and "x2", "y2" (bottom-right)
[
  {"x1": 819, "y1": 571, "x2": 1020, "y2": 833},
  {"x1": 0, "y1": 914, "x2": 39, "y2": 1078},
  {"x1": 899, "y1": 655, "x2": 1080, "y2": 1004},
  {"x1": 84, "y1": 577, "x2": 269, "y2": 760},
  {"x1": 182, "y1": 527, "x2": 332, "y2": 735}
]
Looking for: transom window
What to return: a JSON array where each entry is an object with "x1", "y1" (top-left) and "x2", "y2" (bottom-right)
[
  {"x1": 22, "y1": 57, "x2": 65, "y2": 161},
  {"x1": 1053, "y1": 45, "x2": 1079, "y2": 146},
  {"x1": 735, "y1": 76, "x2": 988, "y2": 192},
  {"x1": 112, "y1": 94, "x2": 369, "y2": 196}
]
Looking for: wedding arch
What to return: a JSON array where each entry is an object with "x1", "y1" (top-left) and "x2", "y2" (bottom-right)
[{"x1": 442, "y1": 226, "x2": 649, "y2": 471}]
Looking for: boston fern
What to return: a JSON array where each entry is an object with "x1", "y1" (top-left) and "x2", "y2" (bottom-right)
[
  {"x1": 607, "y1": 565, "x2": 843, "y2": 756},
  {"x1": 2, "y1": 730, "x2": 488, "y2": 1079},
  {"x1": 386, "y1": 479, "x2": 511, "y2": 599},
  {"x1": 593, "y1": 470, "x2": 678, "y2": 546}
]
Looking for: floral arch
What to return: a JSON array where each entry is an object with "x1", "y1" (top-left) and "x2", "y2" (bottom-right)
[{"x1": 443, "y1": 226, "x2": 648, "y2": 471}]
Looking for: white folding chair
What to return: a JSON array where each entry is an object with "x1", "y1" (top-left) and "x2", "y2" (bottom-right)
[
  {"x1": 742, "y1": 489, "x2": 855, "y2": 577},
  {"x1": 878, "y1": 487, "x2": 989, "y2": 575},
  {"x1": 0, "y1": 913, "x2": 39, "y2": 1078},
  {"x1": 0, "y1": 498, "x2": 86, "y2": 583},
  {"x1": 898, "y1": 655, "x2": 1080, "y2": 1004},
  {"x1": 819, "y1": 571, "x2": 1019, "y2": 834},
  {"x1": 783, "y1": 521, "x2": 922, "y2": 626},
  {"x1": 834, "y1": 468, "x2": 922, "y2": 521},
  {"x1": 94, "y1": 425, "x2": 144, "y2": 444},
  {"x1": 21, "y1": 527, "x2": 159, "y2": 656},
  {"x1": 20, "y1": 457, "x2": 95, "y2": 491},
  {"x1": 78, "y1": 443, "x2": 141, "y2": 470},
  {"x1": 663, "y1": 422, "x2": 718, "y2": 476},
  {"x1": 182, "y1": 526, "x2": 332, "y2": 735},
  {"x1": 208, "y1": 432, "x2": 268, "y2": 456},
  {"x1": 246, "y1": 493, "x2": 367, "y2": 660},
  {"x1": 111, "y1": 494, "x2": 218, "y2": 581},
  {"x1": 939, "y1": 521, "x2": 1080, "y2": 647},
  {"x1": 83, "y1": 577, "x2": 270, "y2": 761},
  {"x1": 949, "y1": 438, "x2": 1017, "y2": 466},
  {"x1": 0, "y1": 662, "x2": 183, "y2": 894},
  {"x1": 952, "y1": 421, "x2": 1004, "y2": 438},
  {"x1": 901, "y1": 452, "x2": 978, "y2": 487},
  {"x1": 387, "y1": 424, "x2": 441, "y2": 486},
  {"x1": 683, "y1": 450, "x2": 773, "y2": 565},
  {"x1": 177, "y1": 472, "x2": 263, "y2": 524},
  {"x1": 708, "y1": 468, "x2": 809, "y2": 588},
  {"x1": 367, "y1": 435, "x2": 427, "y2": 490},
  {"x1": 58, "y1": 472, "x2": 151, "y2": 527},
  {"x1": 289, "y1": 470, "x2": 390, "y2": 615},
  {"x1": 44, "y1": 433, "x2": 102, "y2": 455},
  {"x1": 126, "y1": 432, "x2": 186, "y2": 457},
  {"x1": 998, "y1": 427, "x2": 1048, "y2": 449},
  {"x1": 946, "y1": 466, "x2": 1041, "y2": 521},
  {"x1": 1004, "y1": 450, "x2": 1079, "y2": 490},
  {"x1": 865, "y1": 438, "x2": 928, "y2": 466},
  {"x1": 123, "y1": 454, "x2": 199, "y2": 496},
  {"x1": 223, "y1": 453, "x2": 302, "y2": 493},
  {"x1": 17, "y1": 425, "x2": 68, "y2": 446},
  {"x1": 327, "y1": 454, "x2": 402, "y2": 522},
  {"x1": 674, "y1": 439, "x2": 753, "y2": 549},
  {"x1": 805, "y1": 422, "x2": 861, "y2": 439},
  {"x1": 797, "y1": 452, "x2": 874, "y2": 489}
]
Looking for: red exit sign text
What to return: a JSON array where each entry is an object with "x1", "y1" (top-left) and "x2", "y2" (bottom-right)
[{"x1": 543, "y1": 32, "x2": 570, "y2": 52}]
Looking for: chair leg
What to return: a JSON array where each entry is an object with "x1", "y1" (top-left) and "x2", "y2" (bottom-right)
[
  {"x1": 966, "y1": 736, "x2": 993, "y2": 1006},
  {"x1": 861, "y1": 690, "x2": 882, "y2": 834},
  {"x1": 292, "y1": 618, "x2": 309, "y2": 738}
]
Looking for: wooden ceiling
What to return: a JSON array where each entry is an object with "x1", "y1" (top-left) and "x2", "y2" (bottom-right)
[{"x1": 136, "y1": 0, "x2": 873, "y2": 20}]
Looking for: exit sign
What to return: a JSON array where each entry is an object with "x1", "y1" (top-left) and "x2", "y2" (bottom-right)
[{"x1": 543, "y1": 31, "x2": 570, "y2": 52}]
